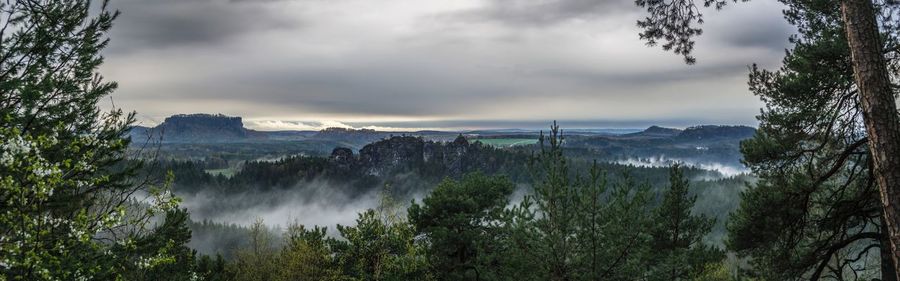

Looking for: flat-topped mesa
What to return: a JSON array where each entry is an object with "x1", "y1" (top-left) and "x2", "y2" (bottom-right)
[
  {"x1": 166, "y1": 113, "x2": 242, "y2": 123},
  {"x1": 163, "y1": 113, "x2": 244, "y2": 132},
  {"x1": 137, "y1": 113, "x2": 262, "y2": 143}
]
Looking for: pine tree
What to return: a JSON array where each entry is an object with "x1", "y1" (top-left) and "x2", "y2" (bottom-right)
[
  {"x1": 724, "y1": 2, "x2": 898, "y2": 279},
  {"x1": 635, "y1": 0, "x2": 900, "y2": 275},
  {"x1": 648, "y1": 164, "x2": 723, "y2": 281},
  {"x1": 408, "y1": 173, "x2": 514, "y2": 281},
  {"x1": 528, "y1": 122, "x2": 580, "y2": 281},
  {"x1": 278, "y1": 224, "x2": 343, "y2": 281},
  {"x1": 506, "y1": 122, "x2": 654, "y2": 281},
  {"x1": 196, "y1": 254, "x2": 230, "y2": 281}
]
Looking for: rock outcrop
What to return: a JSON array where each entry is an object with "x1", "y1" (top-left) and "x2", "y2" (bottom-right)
[
  {"x1": 358, "y1": 136, "x2": 425, "y2": 176},
  {"x1": 329, "y1": 134, "x2": 512, "y2": 178},
  {"x1": 330, "y1": 147, "x2": 355, "y2": 171},
  {"x1": 131, "y1": 113, "x2": 265, "y2": 143}
]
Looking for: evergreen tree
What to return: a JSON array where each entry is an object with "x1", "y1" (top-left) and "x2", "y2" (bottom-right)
[
  {"x1": 278, "y1": 224, "x2": 343, "y2": 281},
  {"x1": 635, "y1": 0, "x2": 900, "y2": 275},
  {"x1": 120, "y1": 209, "x2": 197, "y2": 281},
  {"x1": 525, "y1": 122, "x2": 581, "y2": 281},
  {"x1": 647, "y1": 164, "x2": 723, "y2": 280},
  {"x1": 332, "y1": 210, "x2": 429, "y2": 281},
  {"x1": 725, "y1": 2, "x2": 898, "y2": 279},
  {"x1": 408, "y1": 173, "x2": 514, "y2": 281},
  {"x1": 0, "y1": 0, "x2": 184, "y2": 279},
  {"x1": 195, "y1": 254, "x2": 230, "y2": 281},
  {"x1": 572, "y1": 166, "x2": 654, "y2": 280},
  {"x1": 333, "y1": 187, "x2": 429, "y2": 281},
  {"x1": 505, "y1": 122, "x2": 654, "y2": 281}
]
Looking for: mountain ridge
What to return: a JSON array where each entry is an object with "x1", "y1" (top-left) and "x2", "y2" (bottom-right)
[{"x1": 129, "y1": 113, "x2": 756, "y2": 145}]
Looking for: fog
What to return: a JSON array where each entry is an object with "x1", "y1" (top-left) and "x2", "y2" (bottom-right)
[
  {"x1": 178, "y1": 179, "x2": 405, "y2": 256},
  {"x1": 180, "y1": 181, "x2": 383, "y2": 231},
  {"x1": 615, "y1": 156, "x2": 749, "y2": 177},
  {"x1": 176, "y1": 158, "x2": 746, "y2": 256}
]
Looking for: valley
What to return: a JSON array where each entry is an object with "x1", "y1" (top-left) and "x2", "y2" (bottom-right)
[{"x1": 134, "y1": 114, "x2": 754, "y2": 257}]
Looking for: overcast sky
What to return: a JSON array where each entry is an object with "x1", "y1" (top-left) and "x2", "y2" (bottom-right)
[{"x1": 99, "y1": 0, "x2": 793, "y2": 131}]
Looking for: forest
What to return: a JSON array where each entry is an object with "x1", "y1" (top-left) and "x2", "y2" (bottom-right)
[{"x1": 2, "y1": 0, "x2": 900, "y2": 281}]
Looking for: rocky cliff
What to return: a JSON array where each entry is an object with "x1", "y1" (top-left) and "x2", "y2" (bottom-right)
[
  {"x1": 330, "y1": 134, "x2": 521, "y2": 178},
  {"x1": 131, "y1": 114, "x2": 265, "y2": 143}
]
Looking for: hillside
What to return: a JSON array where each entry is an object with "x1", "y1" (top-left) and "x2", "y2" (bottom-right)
[
  {"x1": 565, "y1": 125, "x2": 757, "y2": 167},
  {"x1": 621, "y1": 125, "x2": 683, "y2": 138},
  {"x1": 131, "y1": 114, "x2": 267, "y2": 143}
]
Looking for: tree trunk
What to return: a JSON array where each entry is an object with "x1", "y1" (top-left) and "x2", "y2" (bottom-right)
[
  {"x1": 841, "y1": 0, "x2": 900, "y2": 279},
  {"x1": 884, "y1": 215, "x2": 898, "y2": 281}
]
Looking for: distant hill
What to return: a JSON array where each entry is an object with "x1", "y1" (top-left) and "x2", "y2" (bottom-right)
[
  {"x1": 130, "y1": 114, "x2": 266, "y2": 143},
  {"x1": 622, "y1": 125, "x2": 683, "y2": 138},
  {"x1": 565, "y1": 125, "x2": 758, "y2": 167},
  {"x1": 128, "y1": 114, "x2": 444, "y2": 147},
  {"x1": 598, "y1": 125, "x2": 754, "y2": 141},
  {"x1": 128, "y1": 114, "x2": 756, "y2": 162}
]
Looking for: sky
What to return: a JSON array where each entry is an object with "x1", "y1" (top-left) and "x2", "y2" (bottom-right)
[{"x1": 98, "y1": 0, "x2": 794, "y2": 131}]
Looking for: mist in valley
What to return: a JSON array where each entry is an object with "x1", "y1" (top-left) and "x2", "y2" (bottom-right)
[
  {"x1": 615, "y1": 156, "x2": 750, "y2": 178},
  {"x1": 177, "y1": 156, "x2": 748, "y2": 257}
]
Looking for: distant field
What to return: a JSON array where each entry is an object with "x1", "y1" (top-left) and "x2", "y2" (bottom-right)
[
  {"x1": 475, "y1": 138, "x2": 537, "y2": 147},
  {"x1": 205, "y1": 168, "x2": 237, "y2": 177}
]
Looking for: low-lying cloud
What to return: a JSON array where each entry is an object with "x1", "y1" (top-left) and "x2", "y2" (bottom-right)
[
  {"x1": 180, "y1": 181, "x2": 382, "y2": 232},
  {"x1": 616, "y1": 156, "x2": 750, "y2": 178}
]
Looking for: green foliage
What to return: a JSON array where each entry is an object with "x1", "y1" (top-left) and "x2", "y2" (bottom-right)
[
  {"x1": 209, "y1": 130, "x2": 730, "y2": 281},
  {"x1": 635, "y1": 0, "x2": 737, "y2": 64},
  {"x1": 0, "y1": 0, "x2": 189, "y2": 280},
  {"x1": 408, "y1": 173, "x2": 514, "y2": 280},
  {"x1": 647, "y1": 164, "x2": 724, "y2": 280},
  {"x1": 500, "y1": 122, "x2": 657, "y2": 281},
  {"x1": 693, "y1": 262, "x2": 734, "y2": 281},
  {"x1": 118, "y1": 209, "x2": 197, "y2": 281},
  {"x1": 726, "y1": 1, "x2": 900, "y2": 280},
  {"x1": 692, "y1": 260, "x2": 761, "y2": 281},
  {"x1": 226, "y1": 219, "x2": 346, "y2": 281},
  {"x1": 225, "y1": 188, "x2": 430, "y2": 281},
  {"x1": 333, "y1": 209, "x2": 429, "y2": 281},
  {"x1": 278, "y1": 224, "x2": 343, "y2": 281},
  {"x1": 195, "y1": 254, "x2": 230, "y2": 281},
  {"x1": 229, "y1": 219, "x2": 280, "y2": 281}
]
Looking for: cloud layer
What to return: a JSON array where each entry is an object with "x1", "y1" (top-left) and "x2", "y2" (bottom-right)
[{"x1": 100, "y1": 0, "x2": 794, "y2": 129}]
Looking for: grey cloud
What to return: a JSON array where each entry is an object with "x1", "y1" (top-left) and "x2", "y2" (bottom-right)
[
  {"x1": 106, "y1": 0, "x2": 299, "y2": 53},
  {"x1": 101, "y1": 0, "x2": 787, "y2": 128},
  {"x1": 715, "y1": 21, "x2": 792, "y2": 49},
  {"x1": 453, "y1": 0, "x2": 637, "y2": 26},
  {"x1": 702, "y1": 3, "x2": 794, "y2": 51},
  {"x1": 453, "y1": 0, "x2": 792, "y2": 51}
]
